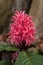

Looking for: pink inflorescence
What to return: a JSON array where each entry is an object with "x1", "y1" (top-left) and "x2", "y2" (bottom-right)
[{"x1": 8, "y1": 11, "x2": 36, "y2": 47}]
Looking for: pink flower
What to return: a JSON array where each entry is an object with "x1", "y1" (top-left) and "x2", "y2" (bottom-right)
[
  {"x1": 12, "y1": 51, "x2": 18, "y2": 62},
  {"x1": 8, "y1": 11, "x2": 36, "y2": 47}
]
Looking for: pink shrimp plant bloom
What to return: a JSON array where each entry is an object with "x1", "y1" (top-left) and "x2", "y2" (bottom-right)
[{"x1": 8, "y1": 11, "x2": 36, "y2": 47}]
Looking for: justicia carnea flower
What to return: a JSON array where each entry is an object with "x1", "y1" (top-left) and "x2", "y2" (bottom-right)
[{"x1": 8, "y1": 11, "x2": 36, "y2": 47}]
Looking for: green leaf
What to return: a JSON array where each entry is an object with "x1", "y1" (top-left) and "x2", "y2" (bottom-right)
[
  {"x1": 30, "y1": 51, "x2": 43, "y2": 65},
  {"x1": 0, "y1": 45, "x2": 19, "y2": 51},
  {"x1": 0, "y1": 61, "x2": 12, "y2": 65},
  {"x1": 5, "y1": 45, "x2": 19, "y2": 51},
  {"x1": 15, "y1": 51, "x2": 43, "y2": 65},
  {"x1": 15, "y1": 51, "x2": 31, "y2": 65}
]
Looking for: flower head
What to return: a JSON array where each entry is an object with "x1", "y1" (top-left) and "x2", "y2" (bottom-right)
[{"x1": 8, "y1": 11, "x2": 36, "y2": 47}]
